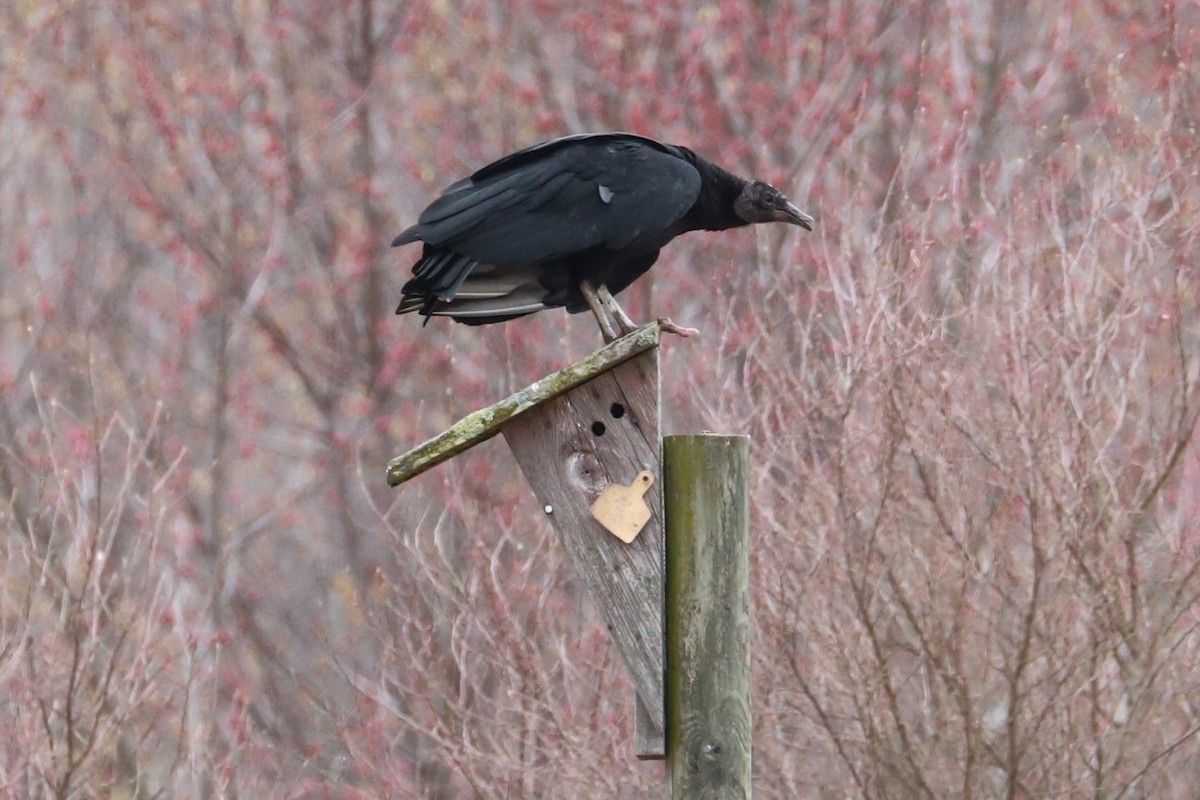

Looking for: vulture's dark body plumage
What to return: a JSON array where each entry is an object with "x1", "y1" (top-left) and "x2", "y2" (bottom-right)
[{"x1": 394, "y1": 132, "x2": 813, "y2": 333}]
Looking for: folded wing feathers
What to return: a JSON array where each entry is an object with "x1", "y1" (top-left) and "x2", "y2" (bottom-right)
[
  {"x1": 395, "y1": 136, "x2": 706, "y2": 325},
  {"x1": 412, "y1": 155, "x2": 575, "y2": 246},
  {"x1": 402, "y1": 249, "x2": 477, "y2": 302},
  {"x1": 397, "y1": 280, "x2": 548, "y2": 320}
]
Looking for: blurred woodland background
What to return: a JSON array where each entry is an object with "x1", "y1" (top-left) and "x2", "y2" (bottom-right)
[{"x1": 3, "y1": 1, "x2": 1199, "y2": 797}]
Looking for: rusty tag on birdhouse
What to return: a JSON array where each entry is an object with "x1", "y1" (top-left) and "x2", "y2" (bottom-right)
[{"x1": 590, "y1": 471, "x2": 655, "y2": 543}]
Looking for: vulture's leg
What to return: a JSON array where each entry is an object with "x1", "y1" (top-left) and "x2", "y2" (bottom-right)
[
  {"x1": 596, "y1": 283, "x2": 699, "y2": 338},
  {"x1": 596, "y1": 284, "x2": 639, "y2": 335},
  {"x1": 580, "y1": 280, "x2": 619, "y2": 342}
]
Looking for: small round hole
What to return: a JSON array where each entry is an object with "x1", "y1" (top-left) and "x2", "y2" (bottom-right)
[
  {"x1": 591, "y1": 421, "x2": 606, "y2": 436},
  {"x1": 610, "y1": 402, "x2": 626, "y2": 419}
]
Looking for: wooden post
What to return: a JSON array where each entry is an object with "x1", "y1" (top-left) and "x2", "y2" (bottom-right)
[{"x1": 664, "y1": 435, "x2": 751, "y2": 799}]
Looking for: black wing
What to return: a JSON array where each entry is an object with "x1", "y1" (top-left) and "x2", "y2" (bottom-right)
[
  {"x1": 452, "y1": 132, "x2": 685, "y2": 187},
  {"x1": 394, "y1": 133, "x2": 702, "y2": 268}
]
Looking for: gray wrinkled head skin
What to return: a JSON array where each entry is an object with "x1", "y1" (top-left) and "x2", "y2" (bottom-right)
[{"x1": 733, "y1": 180, "x2": 815, "y2": 229}]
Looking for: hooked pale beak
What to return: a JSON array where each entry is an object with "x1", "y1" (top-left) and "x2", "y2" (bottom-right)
[{"x1": 777, "y1": 201, "x2": 815, "y2": 231}]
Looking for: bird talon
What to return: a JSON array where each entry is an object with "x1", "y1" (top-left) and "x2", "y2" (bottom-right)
[{"x1": 657, "y1": 318, "x2": 700, "y2": 338}]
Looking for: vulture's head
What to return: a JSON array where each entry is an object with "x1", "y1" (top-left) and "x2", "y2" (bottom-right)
[{"x1": 734, "y1": 180, "x2": 815, "y2": 230}]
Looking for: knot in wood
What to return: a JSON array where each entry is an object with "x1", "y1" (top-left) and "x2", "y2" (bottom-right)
[{"x1": 566, "y1": 450, "x2": 606, "y2": 495}]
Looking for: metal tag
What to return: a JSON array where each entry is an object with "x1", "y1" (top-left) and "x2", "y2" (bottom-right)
[{"x1": 590, "y1": 471, "x2": 655, "y2": 543}]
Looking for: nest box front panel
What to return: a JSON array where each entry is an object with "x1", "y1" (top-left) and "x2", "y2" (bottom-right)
[{"x1": 501, "y1": 348, "x2": 665, "y2": 756}]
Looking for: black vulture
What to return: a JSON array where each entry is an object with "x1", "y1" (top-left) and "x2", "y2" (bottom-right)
[{"x1": 393, "y1": 132, "x2": 814, "y2": 340}]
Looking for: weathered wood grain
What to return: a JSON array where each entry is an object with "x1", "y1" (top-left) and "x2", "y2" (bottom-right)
[
  {"x1": 385, "y1": 323, "x2": 661, "y2": 486},
  {"x1": 502, "y1": 349, "x2": 666, "y2": 757},
  {"x1": 664, "y1": 435, "x2": 752, "y2": 799}
]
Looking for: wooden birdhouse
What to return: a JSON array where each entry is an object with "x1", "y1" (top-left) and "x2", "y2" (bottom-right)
[{"x1": 387, "y1": 322, "x2": 668, "y2": 756}]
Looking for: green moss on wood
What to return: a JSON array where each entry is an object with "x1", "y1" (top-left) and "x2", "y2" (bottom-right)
[{"x1": 386, "y1": 323, "x2": 661, "y2": 486}]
